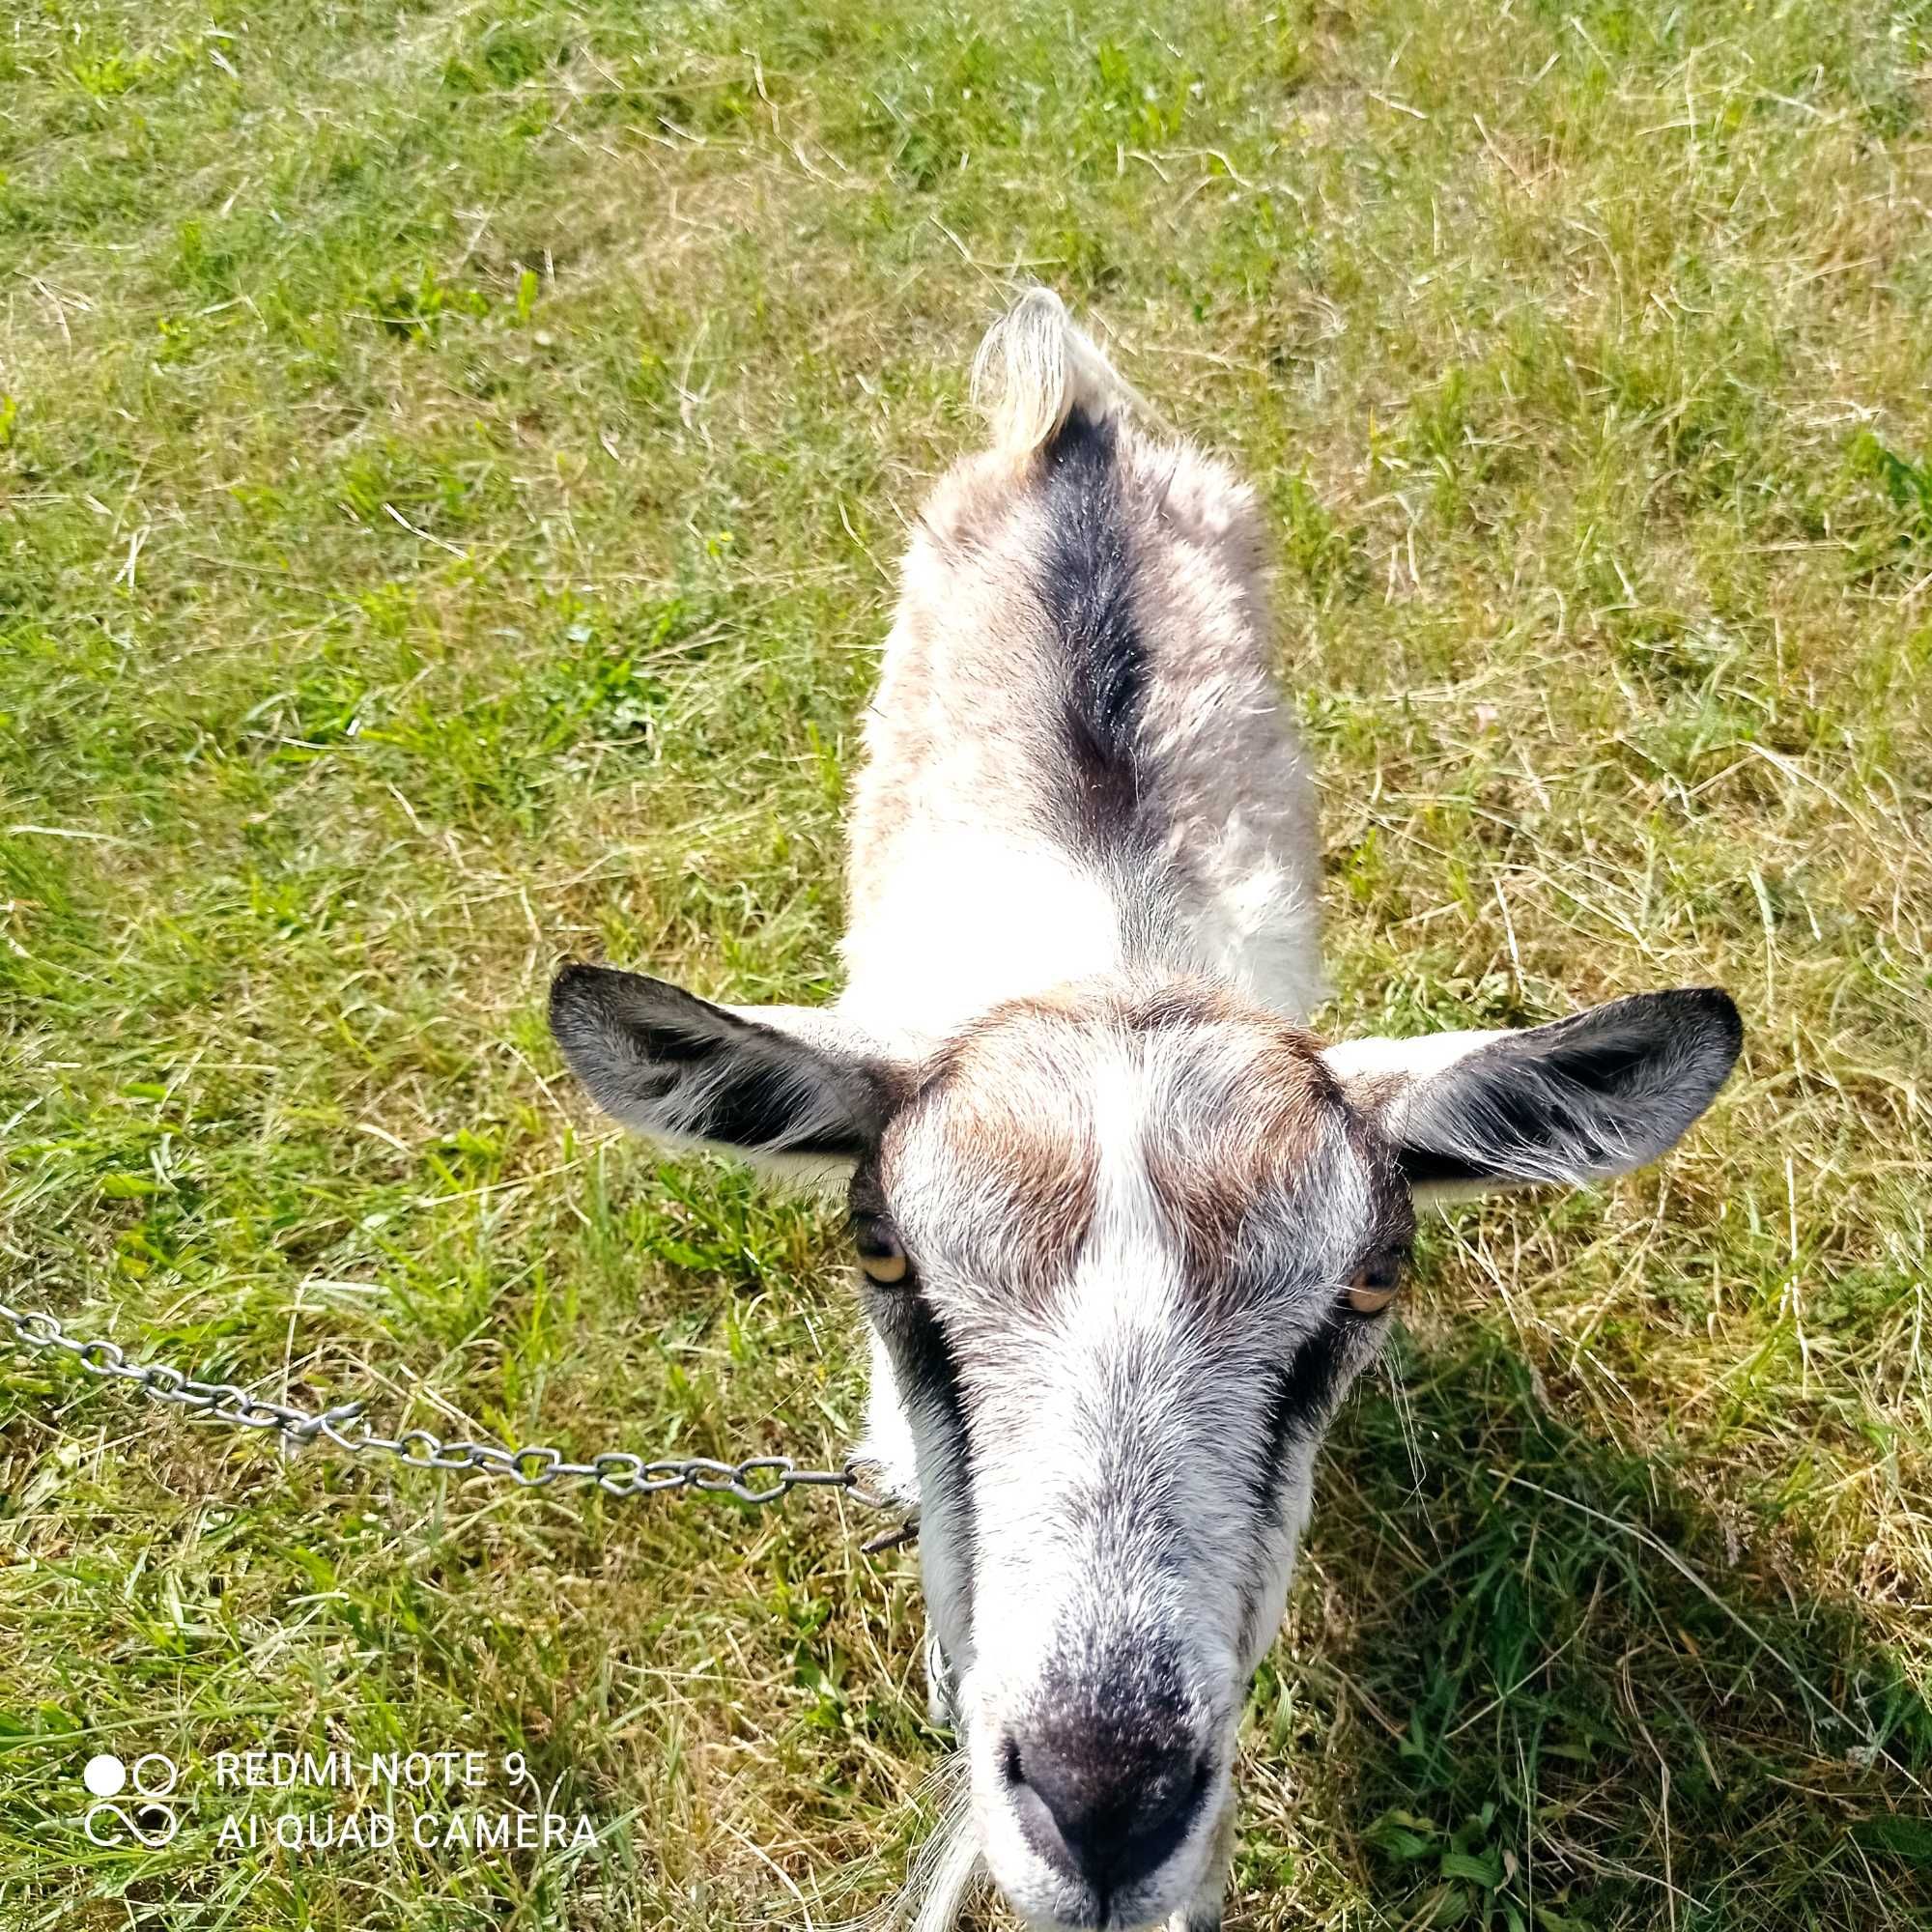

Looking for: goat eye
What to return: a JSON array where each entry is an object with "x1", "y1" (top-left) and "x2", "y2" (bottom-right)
[
  {"x1": 854, "y1": 1217, "x2": 910, "y2": 1287},
  {"x1": 1346, "y1": 1253, "x2": 1404, "y2": 1314}
]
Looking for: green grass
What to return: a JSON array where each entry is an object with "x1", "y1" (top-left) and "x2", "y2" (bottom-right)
[{"x1": 3, "y1": 0, "x2": 1930, "y2": 1925}]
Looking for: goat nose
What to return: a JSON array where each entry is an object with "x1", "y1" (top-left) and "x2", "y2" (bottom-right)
[{"x1": 1005, "y1": 1728, "x2": 1210, "y2": 1899}]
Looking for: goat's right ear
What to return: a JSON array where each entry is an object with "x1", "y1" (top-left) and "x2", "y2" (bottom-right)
[{"x1": 548, "y1": 963, "x2": 897, "y2": 1176}]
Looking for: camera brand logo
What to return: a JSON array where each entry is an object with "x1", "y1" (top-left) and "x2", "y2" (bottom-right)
[{"x1": 82, "y1": 1751, "x2": 182, "y2": 1847}]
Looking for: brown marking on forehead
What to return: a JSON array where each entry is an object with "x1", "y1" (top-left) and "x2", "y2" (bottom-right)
[
  {"x1": 1122, "y1": 984, "x2": 1355, "y2": 1289},
  {"x1": 890, "y1": 995, "x2": 1105, "y2": 1297},
  {"x1": 884, "y1": 980, "x2": 1380, "y2": 1303},
  {"x1": 1118, "y1": 978, "x2": 1332, "y2": 1059}
]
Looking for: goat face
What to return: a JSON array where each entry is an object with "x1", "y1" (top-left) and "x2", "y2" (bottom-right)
[
  {"x1": 550, "y1": 960, "x2": 1741, "y2": 1931},
  {"x1": 851, "y1": 983, "x2": 1403, "y2": 1929}
]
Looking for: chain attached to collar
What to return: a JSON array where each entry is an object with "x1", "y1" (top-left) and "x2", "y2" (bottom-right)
[{"x1": 1, "y1": 1297, "x2": 899, "y2": 1525}]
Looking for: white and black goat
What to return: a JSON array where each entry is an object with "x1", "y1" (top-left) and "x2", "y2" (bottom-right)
[{"x1": 549, "y1": 293, "x2": 1742, "y2": 1932}]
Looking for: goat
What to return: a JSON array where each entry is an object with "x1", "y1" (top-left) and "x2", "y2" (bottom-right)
[{"x1": 548, "y1": 292, "x2": 1743, "y2": 1932}]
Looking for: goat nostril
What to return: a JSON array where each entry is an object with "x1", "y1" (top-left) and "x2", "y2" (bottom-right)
[{"x1": 1007, "y1": 1733, "x2": 1212, "y2": 1897}]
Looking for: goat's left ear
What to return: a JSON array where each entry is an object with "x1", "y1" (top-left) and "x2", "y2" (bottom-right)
[
  {"x1": 1322, "y1": 988, "x2": 1743, "y2": 1200},
  {"x1": 549, "y1": 962, "x2": 900, "y2": 1178}
]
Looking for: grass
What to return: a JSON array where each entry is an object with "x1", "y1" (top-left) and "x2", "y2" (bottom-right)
[{"x1": 2, "y1": 0, "x2": 1929, "y2": 1925}]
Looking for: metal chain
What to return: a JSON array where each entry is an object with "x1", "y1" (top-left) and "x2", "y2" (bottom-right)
[{"x1": 0, "y1": 1298, "x2": 889, "y2": 1519}]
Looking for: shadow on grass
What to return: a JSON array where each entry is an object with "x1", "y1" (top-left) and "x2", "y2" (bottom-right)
[{"x1": 1257, "y1": 1326, "x2": 1932, "y2": 1930}]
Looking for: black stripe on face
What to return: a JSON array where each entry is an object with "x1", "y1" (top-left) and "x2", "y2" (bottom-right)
[
  {"x1": 1035, "y1": 412, "x2": 1157, "y2": 853},
  {"x1": 888, "y1": 1293, "x2": 970, "y2": 1455},
  {"x1": 1254, "y1": 1324, "x2": 1346, "y2": 1519},
  {"x1": 1236, "y1": 1323, "x2": 1348, "y2": 1659},
  {"x1": 851, "y1": 1168, "x2": 979, "y2": 1644},
  {"x1": 886, "y1": 1293, "x2": 978, "y2": 1646}
]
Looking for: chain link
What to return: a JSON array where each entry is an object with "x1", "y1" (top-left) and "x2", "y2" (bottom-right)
[{"x1": 0, "y1": 1299, "x2": 889, "y2": 1519}]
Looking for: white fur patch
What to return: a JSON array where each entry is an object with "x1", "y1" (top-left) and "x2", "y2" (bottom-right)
[{"x1": 841, "y1": 834, "x2": 1125, "y2": 1048}]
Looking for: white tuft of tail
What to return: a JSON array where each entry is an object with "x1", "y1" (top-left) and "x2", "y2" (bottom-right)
[{"x1": 969, "y1": 289, "x2": 1138, "y2": 461}]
